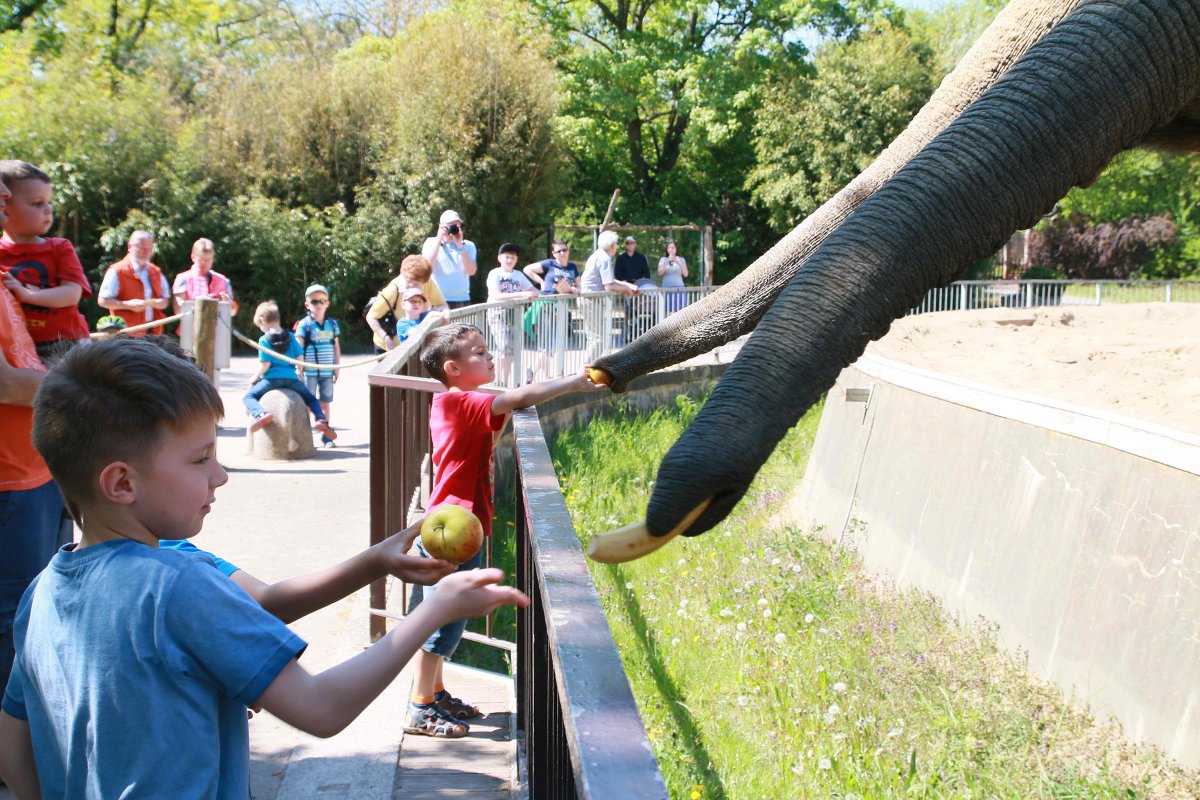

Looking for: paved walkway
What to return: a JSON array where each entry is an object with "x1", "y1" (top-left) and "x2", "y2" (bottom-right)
[{"x1": 1, "y1": 355, "x2": 517, "y2": 800}]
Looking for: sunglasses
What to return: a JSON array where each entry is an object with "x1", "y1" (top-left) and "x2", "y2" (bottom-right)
[{"x1": 309, "y1": 298, "x2": 329, "y2": 305}]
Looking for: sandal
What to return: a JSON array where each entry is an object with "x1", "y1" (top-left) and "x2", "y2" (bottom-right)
[
  {"x1": 404, "y1": 703, "x2": 469, "y2": 738},
  {"x1": 435, "y1": 689, "x2": 481, "y2": 720}
]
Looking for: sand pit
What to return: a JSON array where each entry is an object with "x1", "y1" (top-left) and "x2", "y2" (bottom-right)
[{"x1": 865, "y1": 303, "x2": 1200, "y2": 435}]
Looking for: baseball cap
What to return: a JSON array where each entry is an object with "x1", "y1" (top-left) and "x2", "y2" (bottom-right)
[
  {"x1": 305, "y1": 283, "x2": 329, "y2": 298},
  {"x1": 624, "y1": 235, "x2": 636, "y2": 243},
  {"x1": 96, "y1": 315, "x2": 126, "y2": 332},
  {"x1": 497, "y1": 242, "x2": 521, "y2": 257},
  {"x1": 439, "y1": 209, "x2": 463, "y2": 225},
  {"x1": 402, "y1": 287, "x2": 427, "y2": 302}
]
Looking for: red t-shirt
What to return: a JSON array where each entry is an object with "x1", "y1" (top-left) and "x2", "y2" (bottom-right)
[
  {"x1": 0, "y1": 282, "x2": 51, "y2": 491},
  {"x1": 428, "y1": 390, "x2": 507, "y2": 536},
  {"x1": 0, "y1": 237, "x2": 92, "y2": 343}
]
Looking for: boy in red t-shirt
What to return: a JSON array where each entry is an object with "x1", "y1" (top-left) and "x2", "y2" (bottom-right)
[
  {"x1": 412, "y1": 323, "x2": 606, "y2": 737},
  {"x1": 0, "y1": 161, "x2": 91, "y2": 365}
]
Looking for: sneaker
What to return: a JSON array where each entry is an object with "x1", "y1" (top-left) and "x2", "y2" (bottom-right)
[
  {"x1": 313, "y1": 420, "x2": 337, "y2": 441},
  {"x1": 249, "y1": 413, "x2": 273, "y2": 433},
  {"x1": 321, "y1": 435, "x2": 336, "y2": 448}
]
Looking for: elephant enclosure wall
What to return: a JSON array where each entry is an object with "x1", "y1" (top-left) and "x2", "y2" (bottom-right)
[{"x1": 788, "y1": 304, "x2": 1200, "y2": 768}]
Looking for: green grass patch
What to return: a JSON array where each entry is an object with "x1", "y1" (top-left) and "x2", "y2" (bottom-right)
[{"x1": 551, "y1": 396, "x2": 1200, "y2": 799}]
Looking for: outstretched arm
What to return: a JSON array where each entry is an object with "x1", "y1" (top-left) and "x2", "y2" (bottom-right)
[
  {"x1": 231, "y1": 520, "x2": 454, "y2": 624},
  {"x1": 255, "y1": 569, "x2": 527, "y2": 738},
  {"x1": 492, "y1": 369, "x2": 606, "y2": 416}
]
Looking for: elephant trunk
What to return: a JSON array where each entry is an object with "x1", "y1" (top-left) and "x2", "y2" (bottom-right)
[
  {"x1": 647, "y1": 0, "x2": 1200, "y2": 537},
  {"x1": 592, "y1": 0, "x2": 1085, "y2": 393}
]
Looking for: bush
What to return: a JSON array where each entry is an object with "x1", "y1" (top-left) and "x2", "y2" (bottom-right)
[{"x1": 1028, "y1": 213, "x2": 1178, "y2": 280}]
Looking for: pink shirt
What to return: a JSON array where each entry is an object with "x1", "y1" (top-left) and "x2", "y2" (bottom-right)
[
  {"x1": 172, "y1": 267, "x2": 233, "y2": 302},
  {"x1": 429, "y1": 391, "x2": 506, "y2": 536}
]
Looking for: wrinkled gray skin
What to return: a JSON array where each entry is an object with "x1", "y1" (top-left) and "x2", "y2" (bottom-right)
[{"x1": 593, "y1": 0, "x2": 1200, "y2": 538}]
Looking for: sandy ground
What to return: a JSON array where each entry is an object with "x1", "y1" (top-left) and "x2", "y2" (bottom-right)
[{"x1": 865, "y1": 303, "x2": 1200, "y2": 435}]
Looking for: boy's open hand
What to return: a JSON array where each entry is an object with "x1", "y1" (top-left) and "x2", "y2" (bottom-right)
[
  {"x1": 380, "y1": 520, "x2": 456, "y2": 585},
  {"x1": 429, "y1": 568, "x2": 529, "y2": 621}
]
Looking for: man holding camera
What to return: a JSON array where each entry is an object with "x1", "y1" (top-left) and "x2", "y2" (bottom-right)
[{"x1": 421, "y1": 209, "x2": 477, "y2": 309}]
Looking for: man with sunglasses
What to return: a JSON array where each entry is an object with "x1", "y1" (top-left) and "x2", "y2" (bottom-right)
[
  {"x1": 295, "y1": 283, "x2": 341, "y2": 447},
  {"x1": 421, "y1": 210, "x2": 477, "y2": 309}
]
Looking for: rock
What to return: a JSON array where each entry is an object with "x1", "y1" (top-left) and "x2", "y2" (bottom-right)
[{"x1": 247, "y1": 389, "x2": 316, "y2": 460}]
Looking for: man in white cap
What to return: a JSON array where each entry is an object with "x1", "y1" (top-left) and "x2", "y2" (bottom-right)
[{"x1": 421, "y1": 210, "x2": 477, "y2": 309}]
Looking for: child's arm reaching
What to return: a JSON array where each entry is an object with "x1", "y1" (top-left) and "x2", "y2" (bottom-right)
[
  {"x1": 255, "y1": 568, "x2": 528, "y2": 738},
  {"x1": 492, "y1": 368, "x2": 607, "y2": 416},
  {"x1": 1, "y1": 271, "x2": 81, "y2": 308},
  {"x1": 0, "y1": 711, "x2": 41, "y2": 799},
  {"x1": 230, "y1": 520, "x2": 455, "y2": 623}
]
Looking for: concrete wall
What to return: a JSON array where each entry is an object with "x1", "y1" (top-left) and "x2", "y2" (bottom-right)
[{"x1": 788, "y1": 354, "x2": 1200, "y2": 766}]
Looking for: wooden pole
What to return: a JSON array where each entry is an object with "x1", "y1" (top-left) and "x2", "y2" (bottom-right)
[
  {"x1": 703, "y1": 226, "x2": 715, "y2": 287},
  {"x1": 600, "y1": 188, "x2": 620, "y2": 230},
  {"x1": 193, "y1": 297, "x2": 218, "y2": 384}
]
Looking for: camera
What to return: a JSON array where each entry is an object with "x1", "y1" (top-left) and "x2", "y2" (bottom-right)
[{"x1": 445, "y1": 223, "x2": 460, "y2": 236}]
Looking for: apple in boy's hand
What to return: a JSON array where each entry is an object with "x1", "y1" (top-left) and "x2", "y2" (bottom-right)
[
  {"x1": 420, "y1": 504, "x2": 484, "y2": 564},
  {"x1": 587, "y1": 367, "x2": 612, "y2": 386}
]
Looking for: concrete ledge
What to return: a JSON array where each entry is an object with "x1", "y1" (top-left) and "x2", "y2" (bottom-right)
[{"x1": 789, "y1": 354, "x2": 1200, "y2": 767}]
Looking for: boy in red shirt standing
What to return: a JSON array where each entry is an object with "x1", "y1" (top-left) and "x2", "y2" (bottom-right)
[
  {"x1": 0, "y1": 161, "x2": 91, "y2": 365},
  {"x1": 413, "y1": 323, "x2": 606, "y2": 736}
]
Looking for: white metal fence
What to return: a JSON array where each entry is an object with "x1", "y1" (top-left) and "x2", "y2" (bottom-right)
[
  {"x1": 433, "y1": 280, "x2": 1198, "y2": 388},
  {"x1": 449, "y1": 285, "x2": 714, "y2": 387},
  {"x1": 911, "y1": 279, "x2": 1200, "y2": 314}
]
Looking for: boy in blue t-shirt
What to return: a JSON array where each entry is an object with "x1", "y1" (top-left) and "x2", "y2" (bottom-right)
[
  {"x1": 295, "y1": 284, "x2": 341, "y2": 447},
  {"x1": 243, "y1": 299, "x2": 335, "y2": 441},
  {"x1": 0, "y1": 337, "x2": 528, "y2": 797},
  {"x1": 394, "y1": 286, "x2": 430, "y2": 342}
]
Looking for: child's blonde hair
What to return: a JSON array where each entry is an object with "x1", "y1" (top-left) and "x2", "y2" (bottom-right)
[
  {"x1": 191, "y1": 238, "x2": 215, "y2": 258},
  {"x1": 253, "y1": 300, "x2": 280, "y2": 328}
]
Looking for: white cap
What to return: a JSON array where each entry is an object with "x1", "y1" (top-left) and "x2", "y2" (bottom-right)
[{"x1": 439, "y1": 209, "x2": 463, "y2": 225}]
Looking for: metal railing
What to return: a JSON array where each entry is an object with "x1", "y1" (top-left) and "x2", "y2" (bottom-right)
[
  {"x1": 912, "y1": 279, "x2": 1200, "y2": 314},
  {"x1": 455, "y1": 286, "x2": 714, "y2": 387}
]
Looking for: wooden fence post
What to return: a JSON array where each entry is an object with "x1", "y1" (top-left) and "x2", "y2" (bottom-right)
[{"x1": 193, "y1": 297, "x2": 218, "y2": 384}]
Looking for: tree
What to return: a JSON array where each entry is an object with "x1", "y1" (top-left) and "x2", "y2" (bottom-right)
[{"x1": 747, "y1": 21, "x2": 934, "y2": 232}]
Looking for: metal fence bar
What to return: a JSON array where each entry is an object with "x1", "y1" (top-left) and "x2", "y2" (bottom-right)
[
  {"x1": 511, "y1": 408, "x2": 668, "y2": 799},
  {"x1": 910, "y1": 279, "x2": 1200, "y2": 315}
]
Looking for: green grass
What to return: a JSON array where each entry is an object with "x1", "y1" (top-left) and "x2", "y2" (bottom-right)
[{"x1": 549, "y1": 396, "x2": 1200, "y2": 799}]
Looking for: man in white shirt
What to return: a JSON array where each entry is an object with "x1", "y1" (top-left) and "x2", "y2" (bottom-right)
[
  {"x1": 421, "y1": 210, "x2": 477, "y2": 308},
  {"x1": 97, "y1": 231, "x2": 171, "y2": 336}
]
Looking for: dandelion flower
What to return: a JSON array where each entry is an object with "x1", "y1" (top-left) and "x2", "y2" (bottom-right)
[
  {"x1": 736, "y1": 695, "x2": 749, "y2": 707},
  {"x1": 625, "y1": 582, "x2": 634, "y2": 589},
  {"x1": 774, "y1": 633, "x2": 786, "y2": 644},
  {"x1": 740, "y1": 557, "x2": 750, "y2": 565},
  {"x1": 671, "y1": 638, "x2": 680, "y2": 646},
  {"x1": 804, "y1": 613, "x2": 815, "y2": 624},
  {"x1": 827, "y1": 704, "x2": 840, "y2": 716},
  {"x1": 736, "y1": 622, "x2": 747, "y2": 632},
  {"x1": 771, "y1": 557, "x2": 781, "y2": 566},
  {"x1": 833, "y1": 682, "x2": 847, "y2": 693},
  {"x1": 719, "y1": 608, "x2": 733, "y2": 617},
  {"x1": 818, "y1": 757, "x2": 831, "y2": 771},
  {"x1": 762, "y1": 609, "x2": 772, "y2": 618}
]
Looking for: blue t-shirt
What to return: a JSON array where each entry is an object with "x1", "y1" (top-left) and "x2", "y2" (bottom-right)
[
  {"x1": 295, "y1": 315, "x2": 341, "y2": 379},
  {"x1": 536, "y1": 260, "x2": 579, "y2": 296},
  {"x1": 395, "y1": 311, "x2": 429, "y2": 342},
  {"x1": 259, "y1": 331, "x2": 303, "y2": 381},
  {"x1": 2, "y1": 540, "x2": 306, "y2": 799},
  {"x1": 158, "y1": 539, "x2": 239, "y2": 576}
]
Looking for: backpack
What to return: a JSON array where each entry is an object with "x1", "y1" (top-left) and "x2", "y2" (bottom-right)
[{"x1": 363, "y1": 285, "x2": 399, "y2": 337}]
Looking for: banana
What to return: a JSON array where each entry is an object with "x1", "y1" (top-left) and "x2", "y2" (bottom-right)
[{"x1": 586, "y1": 499, "x2": 712, "y2": 564}]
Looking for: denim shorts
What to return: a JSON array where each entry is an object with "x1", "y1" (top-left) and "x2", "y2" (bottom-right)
[
  {"x1": 305, "y1": 374, "x2": 335, "y2": 403},
  {"x1": 406, "y1": 539, "x2": 484, "y2": 658},
  {"x1": 1, "y1": 480, "x2": 73, "y2": 693}
]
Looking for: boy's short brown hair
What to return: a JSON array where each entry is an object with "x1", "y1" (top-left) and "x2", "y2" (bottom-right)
[
  {"x1": 399, "y1": 255, "x2": 433, "y2": 284},
  {"x1": 32, "y1": 337, "x2": 224, "y2": 507},
  {"x1": 0, "y1": 159, "x2": 50, "y2": 189},
  {"x1": 420, "y1": 323, "x2": 483, "y2": 384},
  {"x1": 253, "y1": 300, "x2": 280, "y2": 327}
]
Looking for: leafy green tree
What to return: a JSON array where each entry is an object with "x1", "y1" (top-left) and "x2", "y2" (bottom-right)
[{"x1": 747, "y1": 21, "x2": 933, "y2": 232}]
